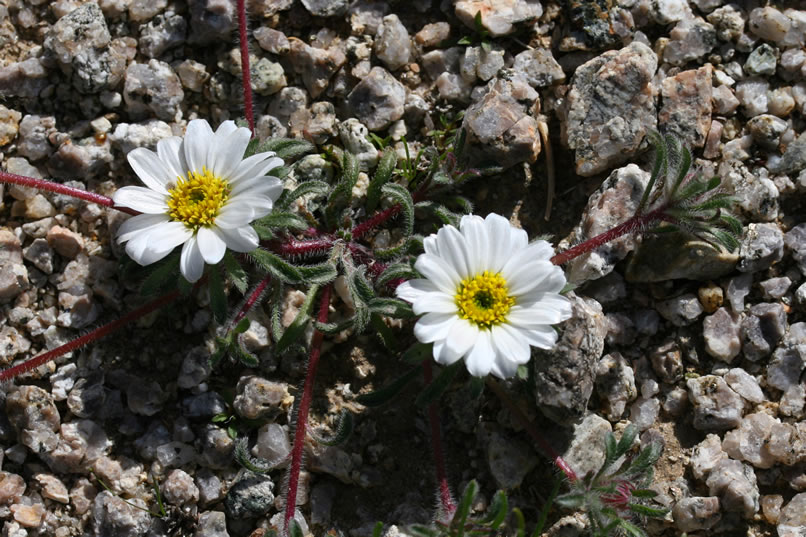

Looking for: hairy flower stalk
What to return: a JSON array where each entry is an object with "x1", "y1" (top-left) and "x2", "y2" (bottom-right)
[
  {"x1": 236, "y1": 0, "x2": 255, "y2": 134},
  {"x1": 0, "y1": 169, "x2": 139, "y2": 216},
  {"x1": 424, "y1": 360, "x2": 457, "y2": 521},
  {"x1": 0, "y1": 289, "x2": 182, "y2": 383},
  {"x1": 284, "y1": 285, "x2": 332, "y2": 535}
]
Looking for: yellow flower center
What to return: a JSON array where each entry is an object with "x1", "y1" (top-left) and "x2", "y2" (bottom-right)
[
  {"x1": 166, "y1": 167, "x2": 230, "y2": 230},
  {"x1": 455, "y1": 271, "x2": 515, "y2": 329}
]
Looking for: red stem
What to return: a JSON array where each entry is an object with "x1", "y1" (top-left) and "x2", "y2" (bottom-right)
[
  {"x1": 284, "y1": 285, "x2": 331, "y2": 535},
  {"x1": 485, "y1": 378, "x2": 578, "y2": 483},
  {"x1": 236, "y1": 0, "x2": 255, "y2": 135},
  {"x1": 550, "y1": 208, "x2": 663, "y2": 266},
  {"x1": 0, "y1": 170, "x2": 139, "y2": 216},
  {"x1": 423, "y1": 361, "x2": 456, "y2": 520},
  {"x1": 266, "y1": 237, "x2": 335, "y2": 258},
  {"x1": 352, "y1": 204, "x2": 402, "y2": 240},
  {"x1": 231, "y1": 274, "x2": 272, "y2": 326},
  {"x1": 0, "y1": 290, "x2": 181, "y2": 382}
]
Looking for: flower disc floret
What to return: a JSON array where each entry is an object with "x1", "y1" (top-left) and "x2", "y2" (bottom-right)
[
  {"x1": 455, "y1": 271, "x2": 514, "y2": 328},
  {"x1": 166, "y1": 167, "x2": 230, "y2": 230},
  {"x1": 396, "y1": 213, "x2": 573, "y2": 379},
  {"x1": 112, "y1": 119, "x2": 284, "y2": 283}
]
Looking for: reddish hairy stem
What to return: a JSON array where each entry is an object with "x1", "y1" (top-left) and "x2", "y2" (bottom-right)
[
  {"x1": 284, "y1": 285, "x2": 331, "y2": 535},
  {"x1": 236, "y1": 0, "x2": 255, "y2": 134},
  {"x1": 0, "y1": 290, "x2": 181, "y2": 383},
  {"x1": 266, "y1": 237, "x2": 335, "y2": 258},
  {"x1": 231, "y1": 275, "x2": 271, "y2": 325},
  {"x1": 550, "y1": 208, "x2": 664, "y2": 266},
  {"x1": 351, "y1": 189, "x2": 426, "y2": 240},
  {"x1": 424, "y1": 361, "x2": 456, "y2": 520},
  {"x1": 0, "y1": 170, "x2": 139, "y2": 216},
  {"x1": 485, "y1": 378, "x2": 578, "y2": 483}
]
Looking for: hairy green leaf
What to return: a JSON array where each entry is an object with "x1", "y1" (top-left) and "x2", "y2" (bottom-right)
[
  {"x1": 356, "y1": 367, "x2": 419, "y2": 407},
  {"x1": 367, "y1": 149, "x2": 397, "y2": 212},
  {"x1": 368, "y1": 297, "x2": 414, "y2": 318},
  {"x1": 376, "y1": 262, "x2": 418, "y2": 287},
  {"x1": 222, "y1": 252, "x2": 248, "y2": 294},
  {"x1": 256, "y1": 138, "x2": 315, "y2": 161},
  {"x1": 208, "y1": 265, "x2": 228, "y2": 324},
  {"x1": 254, "y1": 211, "x2": 309, "y2": 232},
  {"x1": 250, "y1": 249, "x2": 304, "y2": 283},
  {"x1": 276, "y1": 180, "x2": 330, "y2": 210},
  {"x1": 310, "y1": 409, "x2": 353, "y2": 446},
  {"x1": 140, "y1": 253, "x2": 180, "y2": 296},
  {"x1": 381, "y1": 183, "x2": 415, "y2": 236},
  {"x1": 297, "y1": 262, "x2": 339, "y2": 284},
  {"x1": 416, "y1": 360, "x2": 463, "y2": 408}
]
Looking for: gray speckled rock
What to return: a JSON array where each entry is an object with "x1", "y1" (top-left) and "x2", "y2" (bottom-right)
[
  {"x1": 663, "y1": 17, "x2": 717, "y2": 66},
  {"x1": 461, "y1": 74, "x2": 541, "y2": 170},
  {"x1": 123, "y1": 60, "x2": 184, "y2": 122},
  {"x1": 347, "y1": 67, "x2": 406, "y2": 131},
  {"x1": 454, "y1": 0, "x2": 542, "y2": 37},
  {"x1": 5, "y1": 386, "x2": 61, "y2": 453},
  {"x1": 288, "y1": 38, "x2": 346, "y2": 99},
  {"x1": 195, "y1": 511, "x2": 229, "y2": 537},
  {"x1": 162, "y1": 469, "x2": 199, "y2": 506},
  {"x1": 17, "y1": 115, "x2": 56, "y2": 161},
  {"x1": 563, "y1": 164, "x2": 648, "y2": 284},
  {"x1": 738, "y1": 223, "x2": 784, "y2": 273},
  {"x1": 741, "y1": 303, "x2": 787, "y2": 362},
  {"x1": 561, "y1": 42, "x2": 657, "y2": 176},
  {"x1": 233, "y1": 376, "x2": 290, "y2": 421},
  {"x1": 706, "y1": 458, "x2": 759, "y2": 518},
  {"x1": 0, "y1": 58, "x2": 48, "y2": 99},
  {"x1": 301, "y1": 0, "x2": 349, "y2": 17},
  {"x1": 595, "y1": 352, "x2": 637, "y2": 421},
  {"x1": 784, "y1": 224, "x2": 806, "y2": 273},
  {"x1": 188, "y1": 0, "x2": 236, "y2": 44},
  {"x1": 703, "y1": 307, "x2": 742, "y2": 362},
  {"x1": 778, "y1": 493, "x2": 806, "y2": 537},
  {"x1": 138, "y1": 12, "x2": 187, "y2": 58},
  {"x1": 659, "y1": 64, "x2": 713, "y2": 148},
  {"x1": 673, "y1": 496, "x2": 721, "y2": 532},
  {"x1": 339, "y1": 118, "x2": 378, "y2": 171},
  {"x1": 374, "y1": 15, "x2": 411, "y2": 71},
  {"x1": 691, "y1": 434, "x2": 728, "y2": 480},
  {"x1": 722, "y1": 412, "x2": 777, "y2": 469},
  {"x1": 561, "y1": 413, "x2": 612, "y2": 479},
  {"x1": 512, "y1": 48, "x2": 565, "y2": 88},
  {"x1": 719, "y1": 161, "x2": 779, "y2": 223},
  {"x1": 745, "y1": 43, "x2": 778, "y2": 76},
  {"x1": 769, "y1": 131, "x2": 806, "y2": 175},
  {"x1": 533, "y1": 295, "x2": 607, "y2": 425},
  {"x1": 483, "y1": 428, "x2": 537, "y2": 489},
  {"x1": 197, "y1": 425, "x2": 234, "y2": 469},
  {"x1": 708, "y1": 4, "x2": 744, "y2": 42},
  {"x1": 766, "y1": 344, "x2": 806, "y2": 418},
  {"x1": 655, "y1": 293, "x2": 704, "y2": 327},
  {"x1": 91, "y1": 491, "x2": 151, "y2": 537},
  {"x1": 687, "y1": 375, "x2": 744, "y2": 431}
]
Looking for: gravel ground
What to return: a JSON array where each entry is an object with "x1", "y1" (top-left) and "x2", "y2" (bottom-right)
[{"x1": 1, "y1": 0, "x2": 806, "y2": 536}]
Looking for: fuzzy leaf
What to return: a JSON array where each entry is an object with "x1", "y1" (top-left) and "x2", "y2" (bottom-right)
[
  {"x1": 628, "y1": 503, "x2": 668, "y2": 518},
  {"x1": 554, "y1": 493, "x2": 586, "y2": 509},
  {"x1": 416, "y1": 360, "x2": 463, "y2": 408},
  {"x1": 402, "y1": 342, "x2": 431, "y2": 365},
  {"x1": 370, "y1": 313, "x2": 398, "y2": 349},
  {"x1": 617, "y1": 424, "x2": 638, "y2": 456},
  {"x1": 373, "y1": 236, "x2": 424, "y2": 261},
  {"x1": 372, "y1": 522, "x2": 384, "y2": 537},
  {"x1": 617, "y1": 518, "x2": 647, "y2": 537},
  {"x1": 451, "y1": 480, "x2": 477, "y2": 537},
  {"x1": 297, "y1": 262, "x2": 338, "y2": 284},
  {"x1": 381, "y1": 183, "x2": 415, "y2": 236},
  {"x1": 250, "y1": 249, "x2": 304, "y2": 283},
  {"x1": 356, "y1": 367, "x2": 419, "y2": 407},
  {"x1": 234, "y1": 438, "x2": 273, "y2": 474},
  {"x1": 377, "y1": 262, "x2": 418, "y2": 287},
  {"x1": 255, "y1": 138, "x2": 315, "y2": 161},
  {"x1": 288, "y1": 519, "x2": 305, "y2": 537},
  {"x1": 208, "y1": 265, "x2": 228, "y2": 324},
  {"x1": 313, "y1": 318, "x2": 354, "y2": 334},
  {"x1": 231, "y1": 343, "x2": 259, "y2": 367},
  {"x1": 275, "y1": 285, "x2": 319, "y2": 353},
  {"x1": 326, "y1": 151, "x2": 360, "y2": 227},
  {"x1": 254, "y1": 211, "x2": 309, "y2": 231},
  {"x1": 348, "y1": 267, "x2": 376, "y2": 304},
  {"x1": 232, "y1": 317, "x2": 251, "y2": 335},
  {"x1": 630, "y1": 489, "x2": 659, "y2": 499},
  {"x1": 481, "y1": 490, "x2": 508, "y2": 528},
  {"x1": 367, "y1": 149, "x2": 397, "y2": 212},
  {"x1": 276, "y1": 180, "x2": 330, "y2": 210},
  {"x1": 222, "y1": 252, "x2": 248, "y2": 294},
  {"x1": 310, "y1": 409, "x2": 353, "y2": 446},
  {"x1": 368, "y1": 297, "x2": 414, "y2": 318},
  {"x1": 140, "y1": 253, "x2": 180, "y2": 296}
]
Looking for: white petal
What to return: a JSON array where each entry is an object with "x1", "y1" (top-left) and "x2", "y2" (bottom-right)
[
  {"x1": 212, "y1": 123, "x2": 252, "y2": 178},
  {"x1": 229, "y1": 155, "x2": 283, "y2": 184},
  {"x1": 444, "y1": 318, "x2": 478, "y2": 358},
  {"x1": 512, "y1": 266, "x2": 568, "y2": 298},
  {"x1": 413, "y1": 312, "x2": 456, "y2": 344},
  {"x1": 434, "y1": 225, "x2": 471, "y2": 279},
  {"x1": 423, "y1": 234, "x2": 440, "y2": 257},
  {"x1": 231, "y1": 175, "x2": 284, "y2": 198},
  {"x1": 117, "y1": 213, "x2": 171, "y2": 243},
  {"x1": 504, "y1": 261, "x2": 555, "y2": 296},
  {"x1": 489, "y1": 357, "x2": 519, "y2": 380},
  {"x1": 491, "y1": 324, "x2": 530, "y2": 364},
  {"x1": 180, "y1": 235, "x2": 205, "y2": 283},
  {"x1": 486, "y1": 213, "x2": 527, "y2": 273},
  {"x1": 156, "y1": 137, "x2": 187, "y2": 182},
  {"x1": 459, "y1": 215, "x2": 488, "y2": 275},
  {"x1": 214, "y1": 225, "x2": 259, "y2": 252},
  {"x1": 215, "y1": 120, "x2": 238, "y2": 137},
  {"x1": 184, "y1": 119, "x2": 214, "y2": 174},
  {"x1": 507, "y1": 298, "x2": 572, "y2": 327},
  {"x1": 395, "y1": 279, "x2": 441, "y2": 303},
  {"x1": 515, "y1": 324, "x2": 559, "y2": 349},
  {"x1": 145, "y1": 221, "x2": 192, "y2": 254},
  {"x1": 113, "y1": 186, "x2": 169, "y2": 214},
  {"x1": 215, "y1": 198, "x2": 273, "y2": 228},
  {"x1": 501, "y1": 241, "x2": 554, "y2": 279},
  {"x1": 432, "y1": 340, "x2": 465, "y2": 366},
  {"x1": 414, "y1": 254, "x2": 462, "y2": 294},
  {"x1": 196, "y1": 226, "x2": 227, "y2": 264},
  {"x1": 127, "y1": 148, "x2": 173, "y2": 194},
  {"x1": 125, "y1": 222, "x2": 178, "y2": 265},
  {"x1": 412, "y1": 291, "x2": 457, "y2": 315},
  {"x1": 464, "y1": 329, "x2": 494, "y2": 377}
]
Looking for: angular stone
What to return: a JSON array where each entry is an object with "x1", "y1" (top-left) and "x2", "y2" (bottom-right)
[
  {"x1": 687, "y1": 375, "x2": 744, "y2": 431},
  {"x1": 655, "y1": 293, "x2": 704, "y2": 327},
  {"x1": 347, "y1": 67, "x2": 406, "y2": 131},
  {"x1": 560, "y1": 413, "x2": 612, "y2": 479},
  {"x1": 595, "y1": 353, "x2": 637, "y2": 421},
  {"x1": 703, "y1": 307, "x2": 742, "y2": 362},
  {"x1": 233, "y1": 377, "x2": 291, "y2": 421},
  {"x1": 461, "y1": 75, "x2": 541, "y2": 170},
  {"x1": 673, "y1": 496, "x2": 721, "y2": 532},
  {"x1": 374, "y1": 15, "x2": 411, "y2": 71},
  {"x1": 722, "y1": 412, "x2": 777, "y2": 469},
  {"x1": 738, "y1": 223, "x2": 784, "y2": 273},
  {"x1": 741, "y1": 303, "x2": 787, "y2": 361},
  {"x1": 123, "y1": 60, "x2": 184, "y2": 122},
  {"x1": 485, "y1": 429, "x2": 537, "y2": 489},
  {"x1": 659, "y1": 65, "x2": 713, "y2": 148},
  {"x1": 91, "y1": 491, "x2": 151, "y2": 537},
  {"x1": 188, "y1": 0, "x2": 236, "y2": 45},
  {"x1": 534, "y1": 295, "x2": 607, "y2": 424},
  {"x1": 561, "y1": 42, "x2": 657, "y2": 176},
  {"x1": 706, "y1": 459, "x2": 759, "y2": 518},
  {"x1": 454, "y1": 0, "x2": 543, "y2": 37},
  {"x1": 690, "y1": 434, "x2": 728, "y2": 481},
  {"x1": 162, "y1": 469, "x2": 199, "y2": 506},
  {"x1": 778, "y1": 493, "x2": 806, "y2": 536},
  {"x1": 725, "y1": 368, "x2": 764, "y2": 403},
  {"x1": 512, "y1": 48, "x2": 565, "y2": 88},
  {"x1": 288, "y1": 38, "x2": 346, "y2": 99},
  {"x1": 664, "y1": 17, "x2": 717, "y2": 66}
]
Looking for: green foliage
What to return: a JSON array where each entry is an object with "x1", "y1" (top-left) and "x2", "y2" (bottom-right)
[
  {"x1": 309, "y1": 409, "x2": 354, "y2": 446},
  {"x1": 555, "y1": 424, "x2": 667, "y2": 537},
  {"x1": 639, "y1": 133, "x2": 742, "y2": 252}
]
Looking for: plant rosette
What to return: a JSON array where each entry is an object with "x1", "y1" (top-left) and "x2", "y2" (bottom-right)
[
  {"x1": 396, "y1": 213, "x2": 573, "y2": 378},
  {"x1": 113, "y1": 119, "x2": 284, "y2": 282}
]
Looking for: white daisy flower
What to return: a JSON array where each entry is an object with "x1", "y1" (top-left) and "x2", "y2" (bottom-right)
[
  {"x1": 113, "y1": 119, "x2": 283, "y2": 283},
  {"x1": 396, "y1": 213, "x2": 573, "y2": 379}
]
